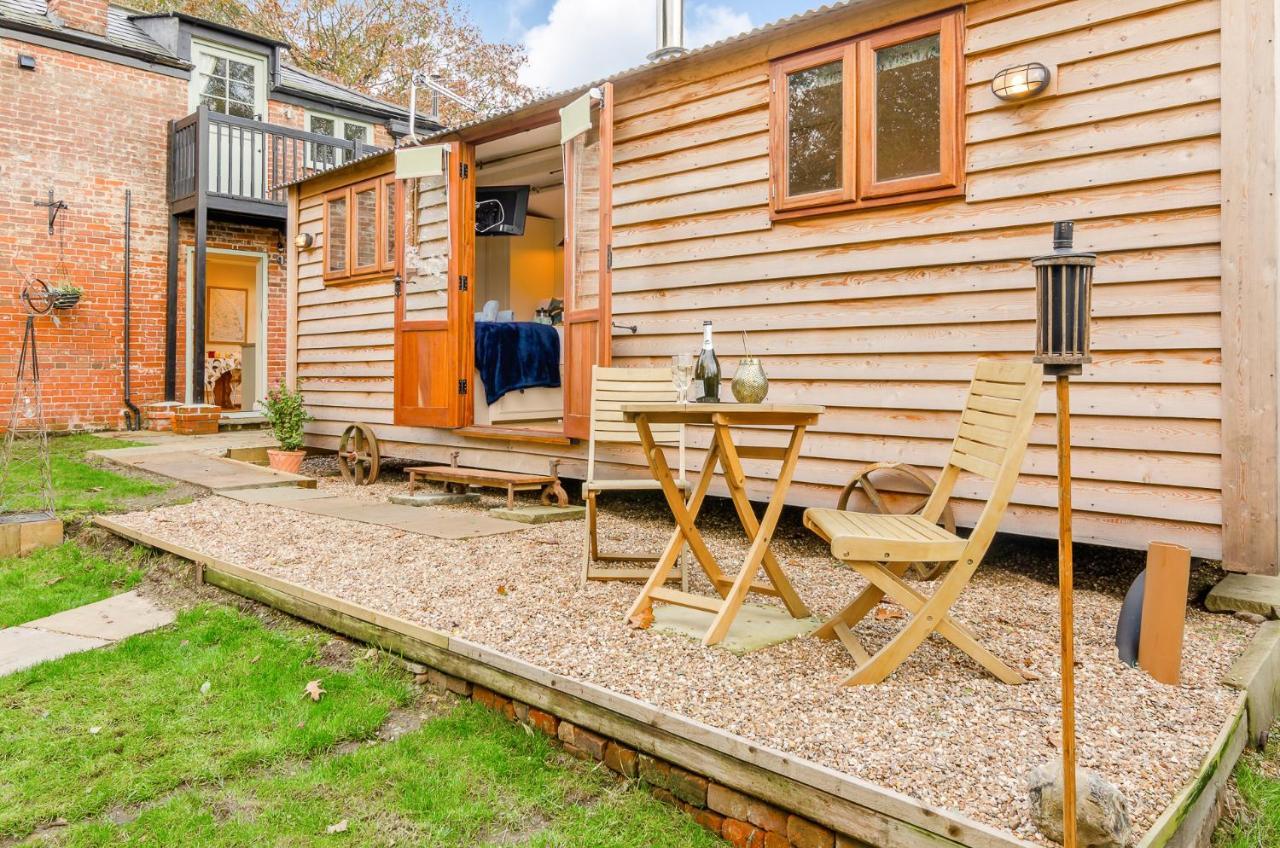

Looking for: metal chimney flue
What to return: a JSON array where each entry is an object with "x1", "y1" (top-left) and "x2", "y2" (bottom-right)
[{"x1": 648, "y1": 0, "x2": 687, "y2": 61}]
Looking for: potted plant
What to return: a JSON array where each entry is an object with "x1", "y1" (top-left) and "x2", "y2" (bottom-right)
[
  {"x1": 50, "y1": 284, "x2": 82, "y2": 309},
  {"x1": 262, "y1": 383, "x2": 312, "y2": 473}
]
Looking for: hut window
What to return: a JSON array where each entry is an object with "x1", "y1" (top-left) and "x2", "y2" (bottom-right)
[
  {"x1": 324, "y1": 176, "x2": 398, "y2": 283},
  {"x1": 769, "y1": 10, "x2": 963, "y2": 217}
]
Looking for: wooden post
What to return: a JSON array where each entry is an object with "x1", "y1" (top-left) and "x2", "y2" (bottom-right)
[
  {"x1": 1138, "y1": 542, "x2": 1191, "y2": 686},
  {"x1": 1056, "y1": 374, "x2": 1078, "y2": 848}
]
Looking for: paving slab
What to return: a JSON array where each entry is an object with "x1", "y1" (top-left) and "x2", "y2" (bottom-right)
[
  {"x1": 1224, "y1": 620, "x2": 1280, "y2": 747},
  {"x1": 26, "y1": 591, "x2": 176, "y2": 641},
  {"x1": 652, "y1": 604, "x2": 822, "y2": 654},
  {"x1": 114, "y1": 451, "x2": 315, "y2": 492},
  {"x1": 390, "y1": 492, "x2": 480, "y2": 506},
  {"x1": 386, "y1": 511, "x2": 527, "y2": 539},
  {"x1": 489, "y1": 504, "x2": 586, "y2": 524},
  {"x1": 0, "y1": 626, "x2": 109, "y2": 675},
  {"x1": 222, "y1": 488, "x2": 339, "y2": 506},
  {"x1": 1206, "y1": 573, "x2": 1280, "y2": 619},
  {"x1": 217, "y1": 493, "x2": 526, "y2": 539}
]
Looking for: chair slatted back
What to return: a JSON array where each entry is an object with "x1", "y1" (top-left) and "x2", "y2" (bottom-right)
[
  {"x1": 923, "y1": 360, "x2": 1044, "y2": 548},
  {"x1": 587, "y1": 366, "x2": 684, "y2": 483}
]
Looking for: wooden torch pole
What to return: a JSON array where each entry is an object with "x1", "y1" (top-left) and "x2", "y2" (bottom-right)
[{"x1": 1056, "y1": 373, "x2": 1078, "y2": 848}]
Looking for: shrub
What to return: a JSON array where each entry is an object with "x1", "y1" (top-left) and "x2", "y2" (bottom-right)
[{"x1": 262, "y1": 383, "x2": 312, "y2": 451}]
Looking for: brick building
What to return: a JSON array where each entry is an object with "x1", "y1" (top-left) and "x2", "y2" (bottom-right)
[{"x1": 0, "y1": 0, "x2": 440, "y2": 428}]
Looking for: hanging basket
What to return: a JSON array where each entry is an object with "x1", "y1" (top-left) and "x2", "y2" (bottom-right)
[{"x1": 50, "y1": 291, "x2": 81, "y2": 310}]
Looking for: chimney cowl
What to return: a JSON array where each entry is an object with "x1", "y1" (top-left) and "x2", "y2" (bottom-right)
[{"x1": 648, "y1": 0, "x2": 687, "y2": 62}]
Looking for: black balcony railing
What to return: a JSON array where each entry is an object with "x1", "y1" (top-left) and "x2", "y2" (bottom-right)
[{"x1": 168, "y1": 105, "x2": 383, "y2": 215}]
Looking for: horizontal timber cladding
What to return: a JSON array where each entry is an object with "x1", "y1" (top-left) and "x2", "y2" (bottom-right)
[{"x1": 292, "y1": 0, "x2": 1226, "y2": 559}]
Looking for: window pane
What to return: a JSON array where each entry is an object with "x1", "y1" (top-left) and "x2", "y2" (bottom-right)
[
  {"x1": 228, "y1": 101, "x2": 255, "y2": 119},
  {"x1": 343, "y1": 123, "x2": 368, "y2": 143},
  {"x1": 210, "y1": 56, "x2": 226, "y2": 77},
  {"x1": 310, "y1": 116, "x2": 336, "y2": 136},
  {"x1": 228, "y1": 59, "x2": 255, "y2": 83},
  {"x1": 199, "y1": 95, "x2": 224, "y2": 114},
  {"x1": 201, "y1": 75, "x2": 226, "y2": 99},
  {"x1": 355, "y1": 188, "x2": 377, "y2": 267},
  {"x1": 874, "y1": 34, "x2": 941, "y2": 182},
  {"x1": 328, "y1": 196, "x2": 347, "y2": 272},
  {"x1": 786, "y1": 60, "x2": 844, "y2": 197},
  {"x1": 384, "y1": 181, "x2": 396, "y2": 263},
  {"x1": 228, "y1": 80, "x2": 254, "y2": 104}
]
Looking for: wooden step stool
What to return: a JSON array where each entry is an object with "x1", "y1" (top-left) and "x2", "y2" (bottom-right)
[{"x1": 407, "y1": 455, "x2": 569, "y2": 509}]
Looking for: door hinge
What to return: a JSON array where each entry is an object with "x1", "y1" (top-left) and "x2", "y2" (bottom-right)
[
  {"x1": 458, "y1": 274, "x2": 469, "y2": 292},
  {"x1": 606, "y1": 244, "x2": 613, "y2": 270},
  {"x1": 393, "y1": 275, "x2": 403, "y2": 296},
  {"x1": 459, "y1": 162, "x2": 469, "y2": 179},
  {"x1": 457, "y1": 378, "x2": 468, "y2": 395}
]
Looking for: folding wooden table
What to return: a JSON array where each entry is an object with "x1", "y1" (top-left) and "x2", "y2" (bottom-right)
[{"x1": 620, "y1": 402, "x2": 824, "y2": 646}]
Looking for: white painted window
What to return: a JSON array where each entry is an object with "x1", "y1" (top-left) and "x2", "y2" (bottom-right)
[
  {"x1": 306, "y1": 110, "x2": 374, "y2": 167},
  {"x1": 189, "y1": 39, "x2": 268, "y2": 119}
]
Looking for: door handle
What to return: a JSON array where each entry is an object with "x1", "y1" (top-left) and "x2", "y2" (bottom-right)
[{"x1": 393, "y1": 275, "x2": 403, "y2": 296}]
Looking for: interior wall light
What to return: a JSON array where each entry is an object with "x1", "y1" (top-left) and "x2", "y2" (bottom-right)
[{"x1": 991, "y1": 62, "x2": 1051, "y2": 102}]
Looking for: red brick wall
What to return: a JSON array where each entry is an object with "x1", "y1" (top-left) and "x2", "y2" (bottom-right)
[
  {"x1": 0, "y1": 37, "x2": 394, "y2": 429},
  {"x1": 46, "y1": 0, "x2": 107, "y2": 36},
  {"x1": 0, "y1": 39, "x2": 184, "y2": 430}
]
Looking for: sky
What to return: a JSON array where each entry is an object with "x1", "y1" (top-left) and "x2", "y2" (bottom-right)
[{"x1": 465, "y1": 0, "x2": 825, "y2": 91}]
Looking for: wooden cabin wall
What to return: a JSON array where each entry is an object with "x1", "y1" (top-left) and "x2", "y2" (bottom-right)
[
  {"x1": 294, "y1": 0, "x2": 1224, "y2": 558},
  {"x1": 603, "y1": 0, "x2": 1224, "y2": 557}
]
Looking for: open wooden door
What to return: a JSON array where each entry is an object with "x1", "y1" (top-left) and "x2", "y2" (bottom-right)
[
  {"x1": 562, "y1": 83, "x2": 614, "y2": 440},
  {"x1": 394, "y1": 142, "x2": 475, "y2": 427}
]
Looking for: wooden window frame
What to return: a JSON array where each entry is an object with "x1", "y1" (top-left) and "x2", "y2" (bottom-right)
[
  {"x1": 380, "y1": 175, "x2": 398, "y2": 272},
  {"x1": 768, "y1": 9, "x2": 964, "y2": 221},
  {"x1": 323, "y1": 176, "x2": 396, "y2": 284}
]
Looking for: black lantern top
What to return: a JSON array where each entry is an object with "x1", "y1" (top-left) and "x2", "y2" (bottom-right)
[{"x1": 1032, "y1": 221, "x2": 1096, "y2": 375}]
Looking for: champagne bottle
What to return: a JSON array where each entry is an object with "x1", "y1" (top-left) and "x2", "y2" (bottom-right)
[{"x1": 693, "y1": 320, "x2": 720, "y2": 403}]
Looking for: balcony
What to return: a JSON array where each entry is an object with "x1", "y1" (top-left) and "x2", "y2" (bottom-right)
[{"x1": 168, "y1": 105, "x2": 384, "y2": 221}]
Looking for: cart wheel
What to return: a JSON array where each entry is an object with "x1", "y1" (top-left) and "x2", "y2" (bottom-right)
[
  {"x1": 837, "y1": 462, "x2": 956, "y2": 580},
  {"x1": 540, "y1": 482, "x2": 569, "y2": 507},
  {"x1": 337, "y1": 423, "x2": 380, "y2": 486}
]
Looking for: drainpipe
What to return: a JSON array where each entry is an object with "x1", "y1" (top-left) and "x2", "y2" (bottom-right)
[
  {"x1": 648, "y1": 0, "x2": 687, "y2": 61},
  {"x1": 122, "y1": 189, "x2": 141, "y2": 430}
]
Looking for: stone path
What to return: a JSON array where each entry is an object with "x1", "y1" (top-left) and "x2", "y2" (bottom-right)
[
  {"x1": 219, "y1": 488, "x2": 528, "y2": 539},
  {"x1": 111, "y1": 450, "x2": 315, "y2": 492},
  {"x1": 0, "y1": 591, "x2": 175, "y2": 676}
]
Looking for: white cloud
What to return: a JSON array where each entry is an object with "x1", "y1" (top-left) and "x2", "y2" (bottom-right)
[{"x1": 518, "y1": 1, "x2": 752, "y2": 92}]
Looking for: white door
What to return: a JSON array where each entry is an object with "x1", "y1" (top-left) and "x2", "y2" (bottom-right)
[{"x1": 189, "y1": 40, "x2": 269, "y2": 198}]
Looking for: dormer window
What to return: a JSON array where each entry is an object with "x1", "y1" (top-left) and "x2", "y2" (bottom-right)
[{"x1": 189, "y1": 39, "x2": 266, "y2": 120}]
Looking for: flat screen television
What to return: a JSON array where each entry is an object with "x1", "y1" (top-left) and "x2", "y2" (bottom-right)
[{"x1": 475, "y1": 185, "x2": 530, "y2": 237}]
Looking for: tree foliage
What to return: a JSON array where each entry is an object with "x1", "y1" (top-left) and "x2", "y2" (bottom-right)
[{"x1": 130, "y1": 0, "x2": 534, "y2": 124}]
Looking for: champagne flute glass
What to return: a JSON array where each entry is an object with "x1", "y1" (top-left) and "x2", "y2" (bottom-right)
[{"x1": 671, "y1": 354, "x2": 693, "y2": 404}]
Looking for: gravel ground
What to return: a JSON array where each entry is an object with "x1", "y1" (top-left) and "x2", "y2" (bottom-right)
[{"x1": 113, "y1": 474, "x2": 1251, "y2": 843}]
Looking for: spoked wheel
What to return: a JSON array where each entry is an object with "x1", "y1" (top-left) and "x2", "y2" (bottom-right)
[
  {"x1": 337, "y1": 423, "x2": 380, "y2": 485},
  {"x1": 837, "y1": 461, "x2": 957, "y2": 580}
]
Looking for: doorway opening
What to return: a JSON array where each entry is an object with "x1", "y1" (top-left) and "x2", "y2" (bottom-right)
[
  {"x1": 470, "y1": 122, "x2": 566, "y2": 434},
  {"x1": 184, "y1": 247, "x2": 268, "y2": 414}
]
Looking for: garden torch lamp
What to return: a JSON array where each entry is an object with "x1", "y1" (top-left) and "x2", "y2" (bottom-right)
[{"x1": 1033, "y1": 221, "x2": 1095, "y2": 848}]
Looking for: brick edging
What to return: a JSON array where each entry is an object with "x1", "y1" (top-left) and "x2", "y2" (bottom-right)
[{"x1": 419, "y1": 668, "x2": 864, "y2": 848}]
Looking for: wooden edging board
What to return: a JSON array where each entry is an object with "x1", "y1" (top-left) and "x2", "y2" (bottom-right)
[{"x1": 96, "y1": 515, "x2": 1239, "y2": 848}]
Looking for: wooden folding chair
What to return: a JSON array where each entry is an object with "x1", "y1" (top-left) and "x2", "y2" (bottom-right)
[
  {"x1": 581, "y1": 365, "x2": 688, "y2": 588},
  {"x1": 803, "y1": 360, "x2": 1044, "y2": 686}
]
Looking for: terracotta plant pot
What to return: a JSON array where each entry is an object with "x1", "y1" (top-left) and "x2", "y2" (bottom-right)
[{"x1": 267, "y1": 448, "x2": 306, "y2": 474}]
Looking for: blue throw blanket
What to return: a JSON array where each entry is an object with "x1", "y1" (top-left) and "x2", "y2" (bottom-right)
[{"x1": 474, "y1": 321, "x2": 561, "y2": 404}]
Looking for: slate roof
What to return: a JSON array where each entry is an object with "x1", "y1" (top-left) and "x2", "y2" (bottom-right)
[
  {"x1": 276, "y1": 63, "x2": 416, "y2": 119},
  {"x1": 0, "y1": 0, "x2": 184, "y2": 65}
]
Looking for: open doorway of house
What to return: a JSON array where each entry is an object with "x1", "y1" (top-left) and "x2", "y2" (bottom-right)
[
  {"x1": 468, "y1": 122, "x2": 567, "y2": 434},
  {"x1": 185, "y1": 247, "x2": 268, "y2": 414}
]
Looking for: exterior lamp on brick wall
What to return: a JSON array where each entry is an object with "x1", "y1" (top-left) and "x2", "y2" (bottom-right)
[
  {"x1": 18, "y1": 54, "x2": 36, "y2": 70},
  {"x1": 294, "y1": 232, "x2": 313, "y2": 249},
  {"x1": 992, "y1": 62, "x2": 1050, "y2": 101},
  {"x1": 1033, "y1": 220, "x2": 1095, "y2": 848}
]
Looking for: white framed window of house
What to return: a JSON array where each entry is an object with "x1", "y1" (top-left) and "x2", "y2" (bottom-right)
[
  {"x1": 188, "y1": 39, "x2": 268, "y2": 119},
  {"x1": 306, "y1": 110, "x2": 374, "y2": 168}
]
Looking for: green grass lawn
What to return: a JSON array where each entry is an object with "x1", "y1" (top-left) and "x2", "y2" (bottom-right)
[
  {"x1": 1, "y1": 433, "x2": 166, "y2": 517},
  {"x1": 0, "y1": 599, "x2": 723, "y2": 847},
  {"x1": 1214, "y1": 722, "x2": 1280, "y2": 848},
  {"x1": 0, "y1": 541, "x2": 145, "y2": 627}
]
